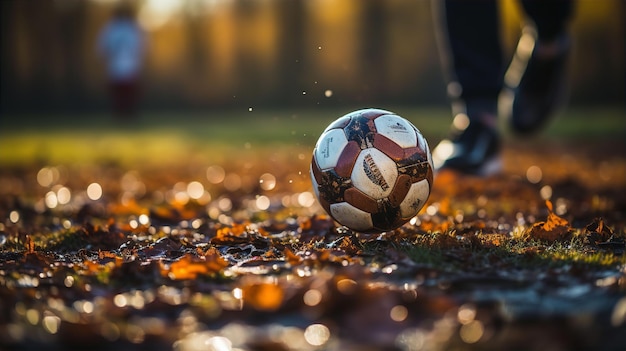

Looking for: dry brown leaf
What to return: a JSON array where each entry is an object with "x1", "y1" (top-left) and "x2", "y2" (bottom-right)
[
  {"x1": 585, "y1": 217, "x2": 614, "y2": 240},
  {"x1": 163, "y1": 251, "x2": 228, "y2": 280},
  {"x1": 527, "y1": 200, "x2": 571, "y2": 242},
  {"x1": 25, "y1": 235, "x2": 35, "y2": 253},
  {"x1": 284, "y1": 247, "x2": 302, "y2": 265}
]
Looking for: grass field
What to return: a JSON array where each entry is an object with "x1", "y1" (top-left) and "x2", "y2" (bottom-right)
[{"x1": 1, "y1": 106, "x2": 624, "y2": 166}]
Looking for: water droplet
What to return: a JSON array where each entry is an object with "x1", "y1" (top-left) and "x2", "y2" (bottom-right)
[{"x1": 259, "y1": 173, "x2": 276, "y2": 191}]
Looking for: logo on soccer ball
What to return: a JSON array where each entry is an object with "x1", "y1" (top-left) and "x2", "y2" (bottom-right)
[
  {"x1": 389, "y1": 122, "x2": 409, "y2": 133},
  {"x1": 321, "y1": 137, "x2": 333, "y2": 159},
  {"x1": 362, "y1": 153, "x2": 389, "y2": 191}
]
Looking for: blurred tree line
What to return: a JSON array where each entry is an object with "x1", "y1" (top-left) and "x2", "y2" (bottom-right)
[{"x1": 1, "y1": 0, "x2": 624, "y2": 114}]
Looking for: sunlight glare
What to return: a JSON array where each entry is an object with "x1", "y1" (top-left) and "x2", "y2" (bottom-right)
[
  {"x1": 303, "y1": 289, "x2": 322, "y2": 306},
  {"x1": 540, "y1": 185, "x2": 552, "y2": 200},
  {"x1": 42, "y1": 315, "x2": 61, "y2": 334},
  {"x1": 139, "y1": 214, "x2": 150, "y2": 225},
  {"x1": 206, "y1": 336, "x2": 232, "y2": 351},
  {"x1": 223, "y1": 174, "x2": 242, "y2": 192},
  {"x1": 57, "y1": 187, "x2": 71, "y2": 205},
  {"x1": 457, "y1": 304, "x2": 476, "y2": 324},
  {"x1": 87, "y1": 183, "x2": 103, "y2": 200},
  {"x1": 138, "y1": 0, "x2": 182, "y2": 31},
  {"x1": 459, "y1": 320, "x2": 484, "y2": 344},
  {"x1": 297, "y1": 192, "x2": 315, "y2": 207},
  {"x1": 45, "y1": 191, "x2": 58, "y2": 209},
  {"x1": 37, "y1": 167, "x2": 57, "y2": 187},
  {"x1": 206, "y1": 166, "x2": 226, "y2": 184},
  {"x1": 452, "y1": 113, "x2": 470, "y2": 130},
  {"x1": 255, "y1": 195, "x2": 270, "y2": 211},
  {"x1": 304, "y1": 323, "x2": 330, "y2": 346},
  {"x1": 187, "y1": 181, "x2": 205, "y2": 200},
  {"x1": 526, "y1": 165, "x2": 543, "y2": 184},
  {"x1": 390, "y1": 305, "x2": 408, "y2": 322},
  {"x1": 9, "y1": 211, "x2": 19, "y2": 223}
]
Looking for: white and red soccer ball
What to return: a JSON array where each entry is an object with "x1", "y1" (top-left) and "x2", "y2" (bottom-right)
[{"x1": 310, "y1": 108, "x2": 433, "y2": 233}]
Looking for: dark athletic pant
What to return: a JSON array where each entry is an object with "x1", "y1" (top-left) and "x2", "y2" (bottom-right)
[{"x1": 437, "y1": 0, "x2": 574, "y2": 118}]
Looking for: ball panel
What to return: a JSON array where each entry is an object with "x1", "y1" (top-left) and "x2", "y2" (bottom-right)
[
  {"x1": 398, "y1": 148, "x2": 431, "y2": 184},
  {"x1": 330, "y1": 202, "x2": 374, "y2": 232},
  {"x1": 334, "y1": 140, "x2": 361, "y2": 178},
  {"x1": 351, "y1": 148, "x2": 398, "y2": 199},
  {"x1": 399, "y1": 179, "x2": 430, "y2": 218},
  {"x1": 388, "y1": 174, "x2": 412, "y2": 207},
  {"x1": 373, "y1": 114, "x2": 418, "y2": 148},
  {"x1": 344, "y1": 115, "x2": 377, "y2": 148},
  {"x1": 370, "y1": 199, "x2": 404, "y2": 232},
  {"x1": 401, "y1": 146, "x2": 429, "y2": 163},
  {"x1": 310, "y1": 166, "x2": 320, "y2": 199},
  {"x1": 317, "y1": 169, "x2": 351, "y2": 205},
  {"x1": 323, "y1": 116, "x2": 351, "y2": 133},
  {"x1": 314, "y1": 129, "x2": 349, "y2": 170},
  {"x1": 310, "y1": 157, "x2": 323, "y2": 185},
  {"x1": 344, "y1": 187, "x2": 379, "y2": 214},
  {"x1": 373, "y1": 134, "x2": 405, "y2": 161},
  {"x1": 357, "y1": 108, "x2": 394, "y2": 119}
]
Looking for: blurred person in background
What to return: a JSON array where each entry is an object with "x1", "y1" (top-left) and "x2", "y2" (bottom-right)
[
  {"x1": 97, "y1": 4, "x2": 146, "y2": 119},
  {"x1": 431, "y1": 0, "x2": 575, "y2": 175}
]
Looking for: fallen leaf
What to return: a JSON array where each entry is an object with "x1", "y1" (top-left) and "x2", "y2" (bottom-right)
[
  {"x1": 284, "y1": 247, "x2": 302, "y2": 265},
  {"x1": 527, "y1": 200, "x2": 571, "y2": 242},
  {"x1": 584, "y1": 217, "x2": 614, "y2": 243},
  {"x1": 163, "y1": 251, "x2": 228, "y2": 280}
]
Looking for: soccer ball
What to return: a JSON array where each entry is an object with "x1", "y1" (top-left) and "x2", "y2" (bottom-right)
[{"x1": 310, "y1": 108, "x2": 434, "y2": 233}]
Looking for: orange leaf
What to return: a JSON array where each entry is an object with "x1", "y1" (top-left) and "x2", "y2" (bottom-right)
[
  {"x1": 98, "y1": 250, "x2": 117, "y2": 259},
  {"x1": 202, "y1": 247, "x2": 230, "y2": 272},
  {"x1": 164, "y1": 251, "x2": 228, "y2": 280},
  {"x1": 164, "y1": 254, "x2": 207, "y2": 280},
  {"x1": 84, "y1": 260, "x2": 101, "y2": 273},
  {"x1": 25, "y1": 235, "x2": 35, "y2": 253},
  {"x1": 527, "y1": 200, "x2": 571, "y2": 242},
  {"x1": 284, "y1": 247, "x2": 302, "y2": 265}
]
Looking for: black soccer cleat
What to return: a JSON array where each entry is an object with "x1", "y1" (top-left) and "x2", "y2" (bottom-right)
[{"x1": 432, "y1": 113, "x2": 501, "y2": 176}]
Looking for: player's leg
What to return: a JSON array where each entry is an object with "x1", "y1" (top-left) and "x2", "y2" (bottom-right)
[
  {"x1": 503, "y1": 0, "x2": 575, "y2": 134},
  {"x1": 431, "y1": 0, "x2": 502, "y2": 175}
]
